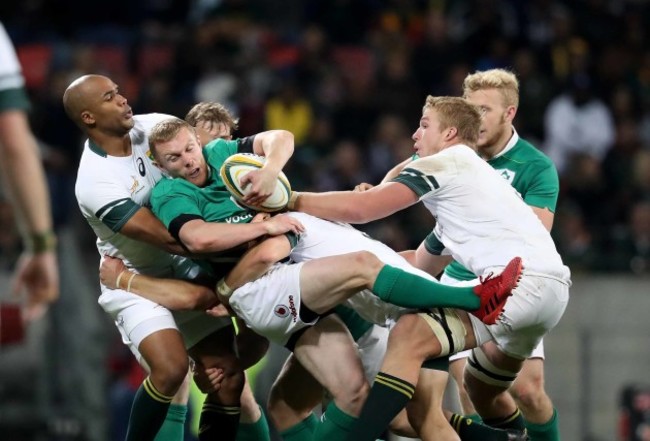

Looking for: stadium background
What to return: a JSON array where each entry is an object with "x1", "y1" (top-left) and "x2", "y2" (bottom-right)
[{"x1": 0, "y1": 1, "x2": 649, "y2": 440}]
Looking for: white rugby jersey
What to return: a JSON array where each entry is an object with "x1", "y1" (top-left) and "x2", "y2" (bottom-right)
[
  {"x1": 393, "y1": 144, "x2": 570, "y2": 280},
  {"x1": 75, "y1": 113, "x2": 178, "y2": 276}
]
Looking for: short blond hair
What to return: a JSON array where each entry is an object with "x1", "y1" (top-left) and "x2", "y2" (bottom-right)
[
  {"x1": 462, "y1": 69, "x2": 519, "y2": 108},
  {"x1": 149, "y1": 117, "x2": 194, "y2": 159},
  {"x1": 423, "y1": 96, "x2": 481, "y2": 146}
]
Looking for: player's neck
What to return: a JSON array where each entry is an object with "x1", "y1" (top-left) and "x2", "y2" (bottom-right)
[
  {"x1": 480, "y1": 127, "x2": 513, "y2": 160},
  {"x1": 90, "y1": 132, "x2": 133, "y2": 157}
]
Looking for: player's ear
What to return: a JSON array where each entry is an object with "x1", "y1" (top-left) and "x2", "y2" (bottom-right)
[
  {"x1": 81, "y1": 110, "x2": 94, "y2": 126},
  {"x1": 445, "y1": 126, "x2": 458, "y2": 141}
]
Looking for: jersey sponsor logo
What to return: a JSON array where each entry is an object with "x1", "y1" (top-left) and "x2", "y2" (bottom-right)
[
  {"x1": 274, "y1": 295, "x2": 298, "y2": 322},
  {"x1": 274, "y1": 304, "x2": 290, "y2": 318},
  {"x1": 136, "y1": 157, "x2": 146, "y2": 177},
  {"x1": 497, "y1": 168, "x2": 516, "y2": 184},
  {"x1": 224, "y1": 213, "x2": 254, "y2": 223}
]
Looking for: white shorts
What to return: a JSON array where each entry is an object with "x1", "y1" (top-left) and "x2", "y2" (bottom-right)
[
  {"x1": 229, "y1": 212, "x2": 433, "y2": 345},
  {"x1": 441, "y1": 272, "x2": 569, "y2": 360},
  {"x1": 285, "y1": 212, "x2": 428, "y2": 325},
  {"x1": 98, "y1": 256, "x2": 232, "y2": 365},
  {"x1": 229, "y1": 262, "x2": 314, "y2": 346}
]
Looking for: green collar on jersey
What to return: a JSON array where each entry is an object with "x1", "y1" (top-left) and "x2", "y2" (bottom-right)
[{"x1": 89, "y1": 139, "x2": 107, "y2": 158}]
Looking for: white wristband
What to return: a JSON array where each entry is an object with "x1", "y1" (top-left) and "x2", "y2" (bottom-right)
[{"x1": 216, "y1": 278, "x2": 233, "y2": 299}]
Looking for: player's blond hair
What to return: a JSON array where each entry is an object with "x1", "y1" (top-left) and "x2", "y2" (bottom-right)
[
  {"x1": 148, "y1": 117, "x2": 195, "y2": 159},
  {"x1": 462, "y1": 69, "x2": 519, "y2": 108},
  {"x1": 185, "y1": 102, "x2": 239, "y2": 134},
  {"x1": 423, "y1": 96, "x2": 481, "y2": 146}
]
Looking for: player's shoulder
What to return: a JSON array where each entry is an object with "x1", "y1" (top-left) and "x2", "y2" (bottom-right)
[
  {"x1": 152, "y1": 176, "x2": 193, "y2": 199},
  {"x1": 131, "y1": 113, "x2": 176, "y2": 137},
  {"x1": 509, "y1": 138, "x2": 553, "y2": 165}
]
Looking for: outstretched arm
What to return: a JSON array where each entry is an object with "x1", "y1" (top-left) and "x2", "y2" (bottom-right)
[
  {"x1": 178, "y1": 213, "x2": 304, "y2": 254},
  {"x1": 291, "y1": 182, "x2": 419, "y2": 224}
]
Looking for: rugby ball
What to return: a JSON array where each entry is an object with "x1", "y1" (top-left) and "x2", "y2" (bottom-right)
[{"x1": 220, "y1": 153, "x2": 292, "y2": 212}]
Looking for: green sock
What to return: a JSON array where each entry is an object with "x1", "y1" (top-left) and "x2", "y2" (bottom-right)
[
  {"x1": 334, "y1": 305, "x2": 373, "y2": 341},
  {"x1": 280, "y1": 413, "x2": 319, "y2": 441},
  {"x1": 126, "y1": 377, "x2": 173, "y2": 441},
  {"x1": 346, "y1": 372, "x2": 415, "y2": 441},
  {"x1": 154, "y1": 404, "x2": 186, "y2": 441},
  {"x1": 450, "y1": 413, "x2": 513, "y2": 440},
  {"x1": 525, "y1": 408, "x2": 560, "y2": 441},
  {"x1": 199, "y1": 402, "x2": 241, "y2": 440},
  {"x1": 466, "y1": 413, "x2": 483, "y2": 423},
  {"x1": 372, "y1": 265, "x2": 480, "y2": 310},
  {"x1": 313, "y1": 401, "x2": 357, "y2": 441},
  {"x1": 236, "y1": 406, "x2": 271, "y2": 441},
  {"x1": 484, "y1": 408, "x2": 526, "y2": 432}
]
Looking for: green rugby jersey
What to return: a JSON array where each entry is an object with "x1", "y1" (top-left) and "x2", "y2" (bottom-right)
[
  {"x1": 151, "y1": 137, "x2": 257, "y2": 275},
  {"x1": 151, "y1": 136, "x2": 297, "y2": 276},
  {"x1": 441, "y1": 133, "x2": 559, "y2": 281}
]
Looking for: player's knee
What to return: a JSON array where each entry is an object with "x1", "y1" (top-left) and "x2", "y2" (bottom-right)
[
  {"x1": 331, "y1": 371, "x2": 369, "y2": 415},
  {"x1": 350, "y1": 251, "x2": 383, "y2": 279},
  {"x1": 150, "y1": 357, "x2": 190, "y2": 394},
  {"x1": 510, "y1": 375, "x2": 547, "y2": 411}
]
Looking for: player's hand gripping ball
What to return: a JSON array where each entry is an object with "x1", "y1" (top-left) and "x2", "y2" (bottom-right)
[{"x1": 220, "y1": 153, "x2": 292, "y2": 212}]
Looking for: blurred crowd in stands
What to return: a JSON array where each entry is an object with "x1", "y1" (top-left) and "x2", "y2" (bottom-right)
[
  {"x1": 1, "y1": 1, "x2": 649, "y2": 440},
  {"x1": 1, "y1": 0, "x2": 649, "y2": 276}
]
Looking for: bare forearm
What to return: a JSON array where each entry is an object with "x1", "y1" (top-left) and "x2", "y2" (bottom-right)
[
  {"x1": 292, "y1": 191, "x2": 371, "y2": 223},
  {"x1": 0, "y1": 111, "x2": 53, "y2": 237},
  {"x1": 120, "y1": 208, "x2": 187, "y2": 255},
  {"x1": 253, "y1": 130, "x2": 294, "y2": 174},
  {"x1": 181, "y1": 221, "x2": 273, "y2": 254},
  {"x1": 115, "y1": 270, "x2": 217, "y2": 310},
  {"x1": 225, "y1": 235, "x2": 291, "y2": 289}
]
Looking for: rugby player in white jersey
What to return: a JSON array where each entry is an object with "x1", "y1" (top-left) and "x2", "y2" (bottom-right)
[
  {"x1": 368, "y1": 70, "x2": 563, "y2": 441},
  {"x1": 97, "y1": 114, "x2": 521, "y2": 440},
  {"x1": 289, "y1": 95, "x2": 571, "y2": 441},
  {"x1": 63, "y1": 75, "x2": 297, "y2": 441}
]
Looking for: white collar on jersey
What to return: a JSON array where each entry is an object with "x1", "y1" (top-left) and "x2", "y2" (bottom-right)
[{"x1": 491, "y1": 128, "x2": 520, "y2": 160}]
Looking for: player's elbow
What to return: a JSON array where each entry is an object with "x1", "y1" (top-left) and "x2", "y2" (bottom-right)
[
  {"x1": 274, "y1": 130, "x2": 294, "y2": 155},
  {"x1": 180, "y1": 233, "x2": 213, "y2": 254}
]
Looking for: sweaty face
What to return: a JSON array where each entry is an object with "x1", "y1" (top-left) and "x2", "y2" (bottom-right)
[
  {"x1": 411, "y1": 108, "x2": 446, "y2": 157},
  {"x1": 464, "y1": 89, "x2": 509, "y2": 153},
  {"x1": 154, "y1": 127, "x2": 208, "y2": 187},
  {"x1": 84, "y1": 76, "x2": 134, "y2": 135}
]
